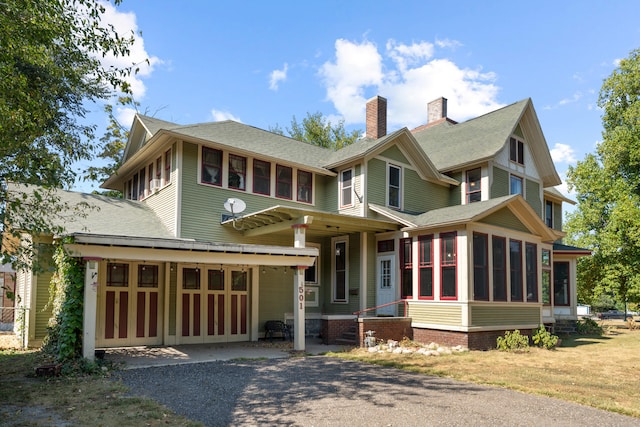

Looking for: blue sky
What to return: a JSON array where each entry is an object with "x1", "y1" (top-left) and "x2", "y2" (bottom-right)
[{"x1": 83, "y1": 0, "x2": 640, "y2": 199}]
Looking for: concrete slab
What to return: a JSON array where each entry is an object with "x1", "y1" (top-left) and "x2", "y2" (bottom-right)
[{"x1": 103, "y1": 338, "x2": 353, "y2": 369}]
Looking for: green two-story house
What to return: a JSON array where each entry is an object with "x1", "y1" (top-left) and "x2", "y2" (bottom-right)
[{"x1": 8, "y1": 95, "x2": 587, "y2": 356}]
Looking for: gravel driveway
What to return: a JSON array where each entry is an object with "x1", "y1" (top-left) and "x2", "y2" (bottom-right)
[{"x1": 116, "y1": 356, "x2": 639, "y2": 427}]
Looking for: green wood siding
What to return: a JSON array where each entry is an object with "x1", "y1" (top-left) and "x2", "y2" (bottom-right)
[
  {"x1": 380, "y1": 145, "x2": 409, "y2": 164},
  {"x1": 314, "y1": 174, "x2": 336, "y2": 212},
  {"x1": 407, "y1": 302, "x2": 462, "y2": 326},
  {"x1": 367, "y1": 158, "x2": 387, "y2": 206},
  {"x1": 259, "y1": 268, "x2": 294, "y2": 327},
  {"x1": 448, "y1": 172, "x2": 462, "y2": 206},
  {"x1": 471, "y1": 305, "x2": 540, "y2": 326},
  {"x1": 34, "y1": 271, "x2": 53, "y2": 340},
  {"x1": 481, "y1": 208, "x2": 530, "y2": 233},
  {"x1": 525, "y1": 179, "x2": 541, "y2": 217},
  {"x1": 491, "y1": 167, "x2": 509, "y2": 198},
  {"x1": 179, "y1": 142, "x2": 315, "y2": 245},
  {"x1": 404, "y1": 169, "x2": 450, "y2": 213},
  {"x1": 553, "y1": 202, "x2": 563, "y2": 231}
]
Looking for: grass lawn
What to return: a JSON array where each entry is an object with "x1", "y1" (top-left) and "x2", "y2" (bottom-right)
[
  {"x1": 0, "y1": 321, "x2": 638, "y2": 425},
  {"x1": 336, "y1": 321, "x2": 640, "y2": 418}
]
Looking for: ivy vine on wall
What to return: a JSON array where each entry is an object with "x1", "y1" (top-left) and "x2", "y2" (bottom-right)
[{"x1": 43, "y1": 239, "x2": 85, "y2": 362}]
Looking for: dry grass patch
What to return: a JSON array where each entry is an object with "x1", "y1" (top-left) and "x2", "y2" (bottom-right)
[
  {"x1": 337, "y1": 326, "x2": 640, "y2": 418},
  {"x1": 0, "y1": 340, "x2": 201, "y2": 426}
]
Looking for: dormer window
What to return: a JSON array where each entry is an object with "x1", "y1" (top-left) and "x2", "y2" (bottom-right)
[
  {"x1": 510, "y1": 137, "x2": 524, "y2": 165},
  {"x1": 466, "y1": 168, "x2": 482, "y2": 203}
]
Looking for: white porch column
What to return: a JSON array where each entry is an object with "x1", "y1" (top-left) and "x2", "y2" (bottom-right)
[
  {"x1": 82, "y1": 258, "x2": 100, "y2": 360},
  {"x1": 292, "y1": 217, "x2": 312, "y2": 351}
]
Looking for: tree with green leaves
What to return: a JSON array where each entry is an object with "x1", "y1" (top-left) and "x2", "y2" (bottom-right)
[
  {"x1": 565, "y1": 48, "x2": 640, "y2": 313},
  {"x1": 0, "y1": 0, "x2": 137, "y2": 267},
  {"x1": 271, "y1": 112, "x2": 361, "y2": 149}
]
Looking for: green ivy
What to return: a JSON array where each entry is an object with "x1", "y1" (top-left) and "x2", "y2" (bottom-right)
[{"x1": 42, "y1": 239, "x2": 84, "y2": 362}]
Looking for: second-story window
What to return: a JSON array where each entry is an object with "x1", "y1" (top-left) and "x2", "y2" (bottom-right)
[
  {"x1": 388, "y1": 164, "x2": 401, "y2": 209},
  {"x1": 276, "y1": 165, "x2": 292, "y2": 199},
  {"x1": 138, "y1": 167, "x2": 146, "y2": 199},
  {"x1": 340, "y1": 169, "x2": 353, "y2": 207},
  {"x1": 202, "y1": 147, "x2": 222, "y2": 186},
  {"x1": 545, "y1": 200, "x2": 553, "y2": 228},
  {"x1": 228, "y1": 154, "x2": 246, "y2": 190},
  {"x1": 297, "y1": 170, "x2": 312, "y2": 203},
  {"x1": 253, "y1": 159, "x2": 270, "y2": 195},
  {"x1": 510, "y1": 137, "x2": 524, "y2": 165},
  {"x1": 510, "y1": 175, "x2": 523, "y2": 196},
  {"x1": 164, "y1": 149, "x2": 172, "y2": 184},
  {"x1": 466, "y1": 168, "x2": 482, "y2": 203}
]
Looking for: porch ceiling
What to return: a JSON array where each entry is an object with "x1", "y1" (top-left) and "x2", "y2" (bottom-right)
[{"x1": 223, "y1": 205, "x2": 401, "y2": 238}]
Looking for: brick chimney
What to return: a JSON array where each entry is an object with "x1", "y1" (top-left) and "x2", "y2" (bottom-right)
[
  {"x1": 366, "y1": 95, "x2": 387, "y2": 139},
  {"x1": 427, "y1": 97, "x2": 447, "y2": 124}
]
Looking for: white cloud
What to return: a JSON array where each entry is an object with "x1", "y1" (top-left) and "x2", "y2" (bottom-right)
[
  {"x1": 115, "y1": 107, "x2": 137, "y2": 128},
  {"x1": 319, "y1": 39, "x2": 384, "y2": 123},
  {"x1": 211, "y1": 109, "x2": 241, "y2": 122},
  {"x1": 269, "y1": 63, "x2": 289, "y2": 91},
  {"x1": 319, "y1": 38, "x2": 503, "y2": 129},
  {"x1": 97, "y1": 2, "x2": 162, "y2": 99},
  {"x1": 550, "y1": 143, "x2": 577, "y2": 163}
]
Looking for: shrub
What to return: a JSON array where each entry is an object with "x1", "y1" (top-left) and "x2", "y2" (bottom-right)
[
  {"x1": 496, "y1": 329, "x2": 530, "y2": 352},
  {"x1": 576, "y1": 317, "x2": 603, "y2": 335},
  {"x1": 531, "y1": 325, "x2": 559, "y2": 349}
]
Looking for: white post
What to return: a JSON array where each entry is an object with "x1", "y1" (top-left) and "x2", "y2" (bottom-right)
[
  {"x1": 82, "y1": 258, "x2": 100, "y2": 360},
  {"x1": 292, "y1": 219, "x2": 311, "y2": 351}
]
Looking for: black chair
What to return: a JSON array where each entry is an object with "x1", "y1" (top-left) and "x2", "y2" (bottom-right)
[{"x1": 264, "y1": 320, "x2": 291, "y2": 342}]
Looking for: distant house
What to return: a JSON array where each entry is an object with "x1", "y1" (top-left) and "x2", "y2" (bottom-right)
[
  {"x1": 0, "y1": 263, "x2": 16, "y2": 331},
  {"x1": 5, "y1": 95, "x2": 588, "y2": 357}
]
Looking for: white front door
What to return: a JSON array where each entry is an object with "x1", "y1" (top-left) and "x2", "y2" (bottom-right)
[{"x1": 376, "y1": 255, "x2": 396, "y2": 316}]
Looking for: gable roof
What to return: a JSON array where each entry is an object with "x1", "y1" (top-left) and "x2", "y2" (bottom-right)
[
  {"x1": 370, "y1": 195, "x2": 560, "y2": 241},
  {"x1": 412, "y1": 99, "x2": 561, "y2": 187},
  {"x1": 324, "y1": 128, "x2": 458, "y2": 186}
]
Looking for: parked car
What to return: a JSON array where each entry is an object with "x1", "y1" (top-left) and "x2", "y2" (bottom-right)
[{"x1": 597, "y1": 310, "x2": 625, "y2": 319}]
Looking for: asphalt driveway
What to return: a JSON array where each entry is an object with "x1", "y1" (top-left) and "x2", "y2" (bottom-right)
[{"x1": 115, "y1": 356, "x2": 639, "y2": 426}]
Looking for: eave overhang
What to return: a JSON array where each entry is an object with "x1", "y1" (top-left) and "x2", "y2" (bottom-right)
[{"x1": 62, "y1": 233, "x2": 318, "y2": 266}]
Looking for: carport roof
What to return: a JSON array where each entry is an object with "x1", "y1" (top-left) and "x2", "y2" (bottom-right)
[{"x1": 223, "y1": 205, "x2": 402, "y2": 238}]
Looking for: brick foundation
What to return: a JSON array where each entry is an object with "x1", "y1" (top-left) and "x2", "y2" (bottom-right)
[
  {"x1": 358, "y1": 318, "x2": 413, "y2": 347},
  {"x1": 321, "y1": 318, "x2": 357, "y2": 345},
  {"x1": 412, "y1": 328, "x2": 534, "y2": 350}
]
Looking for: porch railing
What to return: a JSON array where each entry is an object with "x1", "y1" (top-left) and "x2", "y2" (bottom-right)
[{"x1": 353, "y1": 299, "x2": 408, "y2": 318}]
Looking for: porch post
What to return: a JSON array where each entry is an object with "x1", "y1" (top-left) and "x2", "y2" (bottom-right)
[
  {"x1": 292, "y1": 217, "x2": 312, "y2": 351},
  {"x1": 82, "y1": 258, "x2": 100, "y2": 360}
]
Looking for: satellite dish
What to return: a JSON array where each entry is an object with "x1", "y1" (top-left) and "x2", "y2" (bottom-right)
[
  {"x1": 224, "y1": 198, "x2": 246, "y2": 231},
  {"x1": 224, "y1": 198, "x2": 246, "y2": 216}
]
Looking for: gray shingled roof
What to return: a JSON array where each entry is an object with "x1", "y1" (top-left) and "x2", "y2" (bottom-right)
[
  {"x1": 370, "y1": 195, "x2": 518, "y2": 228},
  {"x1": 159, "y1": 120, "x2": 333, "y2": 173},
  {"x1": 137, "y1": 115, "x2": 182, "y2": 135},
  {"x1": 412, "y1": 99, "x2": 529, "y2": 171},
  {"x1": 8, "y1": 184, "x2": 174, "y2": 239}
]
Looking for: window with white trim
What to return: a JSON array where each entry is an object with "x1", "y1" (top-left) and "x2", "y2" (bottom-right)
[
  {"x1": 440, "y1": 232, "x2": 457, "y2": 299},
  {"x1": 466, "y1": 168, "x2": 482, "y2": 203},
  {"x1": 340, "y1": 169, "x2": 353, "y2": 207},
  {"x1": 510, "y1": 175, "x2": 523, "y2": 196},
  {"x1": 332, "y1": 237, "x2": 348, "y2": 303},
  {"x1": 510, "y1": 137, "x2": 524, "y2": 165},
  {"x1": 388, "y1": 164, "x2": 401, "y2": 209}
]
